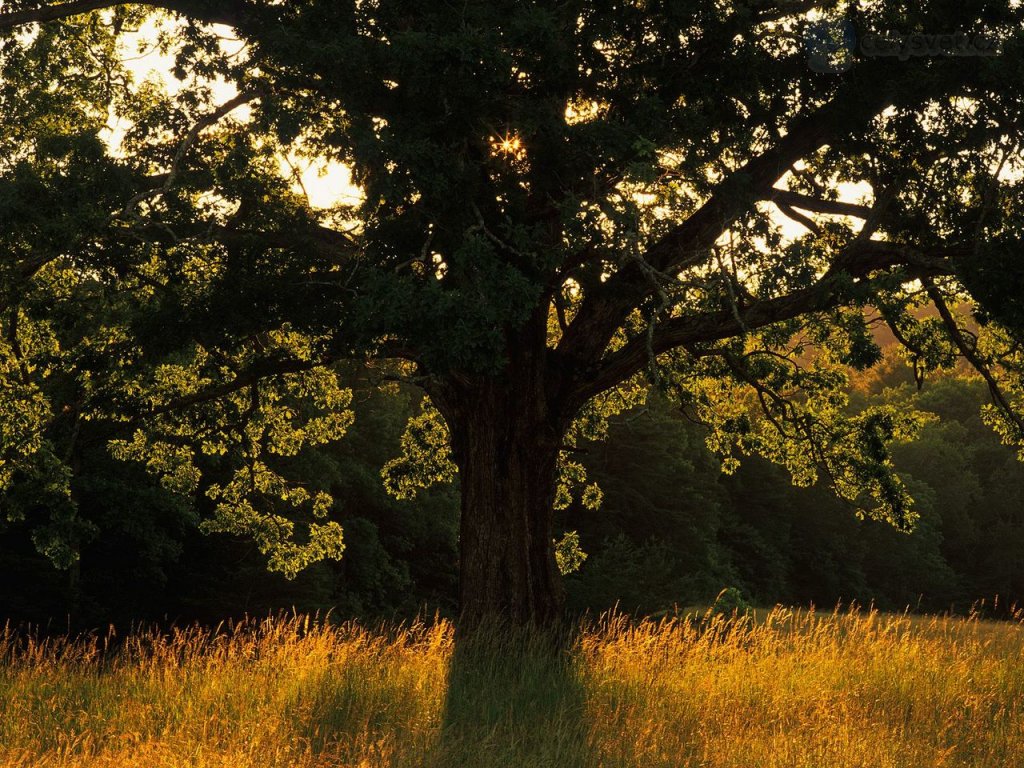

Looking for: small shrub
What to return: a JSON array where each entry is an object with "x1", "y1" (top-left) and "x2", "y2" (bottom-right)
[{"x1": 710, "y1": 587, "x2": 753, "y2": 618}]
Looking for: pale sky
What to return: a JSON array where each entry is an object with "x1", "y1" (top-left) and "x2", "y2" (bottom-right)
[
  {"x1": 112, "y1": 17, "x2": 873, "y2": 241},
  {"x1": 114, "y1": 18, "x2": 362, "y2": 210}
]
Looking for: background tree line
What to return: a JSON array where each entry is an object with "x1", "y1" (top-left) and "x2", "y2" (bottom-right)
[{"x1": 2, "y1": 348, "x2": 1020, "y2": 629}]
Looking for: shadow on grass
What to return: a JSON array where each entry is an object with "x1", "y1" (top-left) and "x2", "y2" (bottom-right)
[{"x1": 425, "y1": 621, "x2": 595, "y2": 768}]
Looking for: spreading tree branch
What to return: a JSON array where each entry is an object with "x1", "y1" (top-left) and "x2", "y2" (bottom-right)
[
  {"x1": 140, "y1": 354, "x2": 320, "y2": 420},
  {"x1": 0, "y1": 0, "x2": 255, "y2": 30},
  {"x1": 924, "y1": 278, "x2": 1024, "y2": 434},
  {"x1": 556, "y1": 72, "x2": 899, "y2": 374},
  {"x1": 118, "y1": 89, "x2": 262, "y2": 220},
  {"x1": 768, "y1": 189, "x2": 873, "y2": 219},
  {"x1": 774, "y1": 203, "x2": 822, "y2": 234},
  {"x1": 138, "y1": 338, "x2": 417, "y2": 422},
  {"x1": 571, "y1": 241, "x2": 958, "y2": 403}
]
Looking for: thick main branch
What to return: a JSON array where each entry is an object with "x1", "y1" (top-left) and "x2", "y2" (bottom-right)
[
  {"x1": 572, "y1": 241, "x2": 958, "y2": 402},
  {"x1": 556, "y1": 73, "x2": 899, "y2": 377},
  {"x1": 0, "y1": 0, "x2": 255, "y2": 30}
]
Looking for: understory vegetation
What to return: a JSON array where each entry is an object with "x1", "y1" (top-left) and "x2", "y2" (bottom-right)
[
  {"x1": 1, "y1": 608, "x2": 1022, "y2": 768},
  {"x1": 3, "y1": 363, "x2": 1023, "y2": 626}
]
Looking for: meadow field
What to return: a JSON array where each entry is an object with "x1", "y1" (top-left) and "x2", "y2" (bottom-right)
[{"x1": 0, "y1": 606, "x2": 1021, "y2": 768}]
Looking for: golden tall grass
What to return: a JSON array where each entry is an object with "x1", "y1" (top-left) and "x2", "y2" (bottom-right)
[{"x1": 1, "y1": 606, "x2": 1021, "y2": 767}]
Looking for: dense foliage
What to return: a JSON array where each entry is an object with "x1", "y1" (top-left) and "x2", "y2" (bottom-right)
[
  {"x1": 1, "y1": 1, "x2": 1023, "y2": 622},
  {"x1": 3, "y1": 359, "x2": 1023, "y2": 627}
]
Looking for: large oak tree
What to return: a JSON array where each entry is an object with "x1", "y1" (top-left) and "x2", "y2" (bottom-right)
[{"x1": 1, "y1": 0, "x2": 1023, "y2": 624}]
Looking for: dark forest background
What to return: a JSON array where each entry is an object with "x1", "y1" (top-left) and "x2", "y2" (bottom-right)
[{"x1": 2, "y1": 349, "x2": 1022, "y2": 629}]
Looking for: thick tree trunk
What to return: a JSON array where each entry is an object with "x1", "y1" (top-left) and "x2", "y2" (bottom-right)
[{"x1": 442, "y1": 373, "x2": 567, "y2": 627}]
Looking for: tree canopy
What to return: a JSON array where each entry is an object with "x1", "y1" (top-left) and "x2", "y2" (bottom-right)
[{"x1": 1, "y1": 0, "x2": 1023, "y2": 623}]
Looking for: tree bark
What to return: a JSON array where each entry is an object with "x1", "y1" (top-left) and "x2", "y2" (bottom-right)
[{"x1": 439, "y1": 367, "x2": 567, "y2": 627}]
